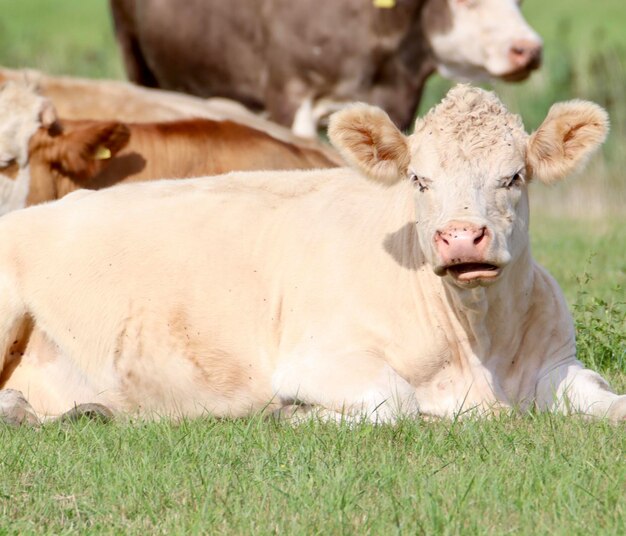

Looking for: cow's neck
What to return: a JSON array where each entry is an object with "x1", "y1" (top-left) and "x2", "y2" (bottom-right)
[
  {"x1": 403, "y1": 246, "x2": 536, "y2": 412},
  {"x1": 440, "y1": 246, "x2": 535, "y2": 364}
]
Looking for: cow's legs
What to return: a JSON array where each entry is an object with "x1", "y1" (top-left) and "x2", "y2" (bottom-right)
[
  {"x1": 110, "y1": 0, "x2": 160, "y2": 88},
  {"x1": 0, "y1": 390, "x2": 114, "y2": 426},
  {"x1": 291, "y1": 97, "x2": 318, "y2": 138},
  {"x1": 58, "y1": 403, "x2": 115, "y2": 423},
  {"x1": 291, "y1": 97, "x2": 346, "y2": 137},
  {"x1": 536, "y1": 362, "x2": 626, "y2": 422},
  {"x1": 271, "y1": 404, "x2": 368, "y2": 425},
  {"x1": 311, "y1": 99, "x2": 350, "y2": 127},
  {"x1": 272, "y1": 351, "x2": 418, "y2": 423},
  {"x1": 0, "y1": 389, "x2": 38, "y2": 426}
]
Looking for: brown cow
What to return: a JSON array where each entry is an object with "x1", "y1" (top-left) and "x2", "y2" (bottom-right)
[
  {"x1": 0, "y1": 81, "x2": 338, "y2": 214},
  {"x1": 110, "y1": 0, "x2": 542, "y2": 135}
]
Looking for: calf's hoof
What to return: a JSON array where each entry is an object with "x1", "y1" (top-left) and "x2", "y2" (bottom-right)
[
  {"x1": 606, "y1": 396, "x2": 626, "y2": 423},
  {"x1": 270, "y1": 404, "x2": 314, "y2": 423},
  {"x1": 0, "y1": 389, "x2": 39, "y2": 426},
  {"x1": 59, "y1": 403, "x2": 115, "y2": 423}
]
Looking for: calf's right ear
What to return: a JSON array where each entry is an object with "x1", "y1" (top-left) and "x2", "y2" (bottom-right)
[{"x1": 328, "y1": 104, "x2": 410, "y2": 185}]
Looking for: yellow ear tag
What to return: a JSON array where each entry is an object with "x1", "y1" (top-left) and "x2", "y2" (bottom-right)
[
  {"x1": 374, "y1": 0, "x2": 396, "y2": 7},
  {"x1": 94, "y1": 145, "x2": 112, "y2": 160}
]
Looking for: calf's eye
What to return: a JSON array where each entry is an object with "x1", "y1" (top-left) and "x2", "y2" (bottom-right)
[
  {"x1": 505, "y1": 172, "x2": 523, "y2": 189},
  {"x1": 0, "y1": 157, "x2": 16, "y2": 169},
  {"x1": 409, "y1": 172, "x2": 430, "y2": 193}
]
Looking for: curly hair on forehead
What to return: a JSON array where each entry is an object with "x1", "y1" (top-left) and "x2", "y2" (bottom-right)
[{"x1": 413, "y1": 84, "x2": 526, "y2": 147}]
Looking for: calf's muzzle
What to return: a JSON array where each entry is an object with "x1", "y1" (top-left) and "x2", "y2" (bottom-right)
[{"x1": 433, "y1": 221, "x2": 500, "y2": 282}]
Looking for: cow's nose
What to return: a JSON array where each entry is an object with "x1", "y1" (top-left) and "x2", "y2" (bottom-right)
[
  {"x1": 434, "y1": 221, "x2": 491, "y2": 264},
  {"x1": 509, "y1": 39, "x2": 542, "y2": 70}
]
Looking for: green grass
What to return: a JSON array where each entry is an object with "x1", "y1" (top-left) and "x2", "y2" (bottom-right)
[
  {"x1": 523, "y1": 0, "x2": 626, "y2": 52},
  {"x1": 531, "y1": 216, "x2": 626, "y2": 304},
  {"x1": 531, "y1": 216, "x2": 625, "y2": 377},
  {"x1": 0, "y1": 0, "x2": 123, "y2": 79},
  {"x1": 0, "y1": 2, "x2": 623, "y2": 534},
  {"x1": 1, "y1": 414, "x2": 625, "y2": 534}
]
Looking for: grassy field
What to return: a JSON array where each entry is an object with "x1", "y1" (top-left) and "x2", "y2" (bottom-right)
[
  {"x1": 1, "y1": 415, "x2": 625, "y2": 534},
  {"x1": 0, "y1": 0, "x2": 123, "y2": 79},
  {"x1": 0, "y1": 1, "x2": 624, "y2": 534}
]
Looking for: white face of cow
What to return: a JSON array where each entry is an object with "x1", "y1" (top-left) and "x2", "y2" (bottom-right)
[
  {"x1": 0, "y1": 80, "x2": 56, "y2": 215},
  {"x1": 329, "y1": 85, "x2": 608, "y2": 288},
  {"x1": 423, "y1": 0, "x2": 542, "y2": 82},
  {"x1": 406, "y1": 88, "x2": 530, "y2": 287}
]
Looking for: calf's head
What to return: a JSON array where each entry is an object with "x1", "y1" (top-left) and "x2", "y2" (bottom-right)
[
  {"x1": 0, "y1": 80, "x2": 57, "y2": 214},
  {"x1": 0, "y1": 80, "x2": 130, "y2": 213},
  {"x1": 423, "y1": 0, "x2": 542, "y2": 82},
  {"x1": 329, "y1": 85, "x2": 608, "y2": 287}
]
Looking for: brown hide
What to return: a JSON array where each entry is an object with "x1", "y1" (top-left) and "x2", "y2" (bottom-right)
[
  {"x1": 110, "y1": 0, "x2": 433, "y2": 130},
  {"x1": 26, "y1": 118, "x2": 338, "y2": 206},
  {"x1": 0, "y1": 68, "x2": 345, "y2": 167}
]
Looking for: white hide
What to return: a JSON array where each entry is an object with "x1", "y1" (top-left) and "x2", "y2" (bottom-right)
[{"x1": 0, "y1": 85, "x2": 622, "y2": 424}]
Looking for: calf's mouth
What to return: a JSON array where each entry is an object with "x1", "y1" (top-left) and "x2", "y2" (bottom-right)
[{"x1": 444, "y1": 262, "x2": 501, "y2": 282}]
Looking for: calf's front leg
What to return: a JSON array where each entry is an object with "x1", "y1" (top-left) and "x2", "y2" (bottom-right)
[
  {"x1": 536, "y1": 361, "x2": 626, "y2": 422},
  {"x1": 271, "y1": 351, "x2": 419, "y2": 424}
]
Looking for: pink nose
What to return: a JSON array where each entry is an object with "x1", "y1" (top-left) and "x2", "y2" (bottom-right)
[
  {"x1": 508, "y1": 39, "x2": 542, "y2": 70},
  {"x1": 434, "y1": 221, "x2": 491, "y2": 265}
]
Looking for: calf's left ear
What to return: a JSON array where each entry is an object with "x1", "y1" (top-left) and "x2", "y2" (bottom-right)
[
  {"x1": 527, "y1": 100, "x2": 609, "y2": 184},
  {"x1": 328, "y1": 104, "x2": 410, "y2": 185}
]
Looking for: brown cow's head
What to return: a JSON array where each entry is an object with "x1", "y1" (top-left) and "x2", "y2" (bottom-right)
[
  {"x1": 0, "y1": 80, "x2": 129, "y2": 213},
  {"x1": 423, "y1": 0, "x2": 542, "y2": 83},
  {"x1": 0, "y1": 80, "x2": 57, "y2": 215},
  {"x1": 28, "y1": 120, "x2": 130, "y2": 185},
  {"x1": 329, "y1": 85, "x2": 608, "y2": 288}
]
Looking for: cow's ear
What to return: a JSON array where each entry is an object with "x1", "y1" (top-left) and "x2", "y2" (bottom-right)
[
  {"x1": 527, "y1": 100, "x2": 609, "y2": 184},
  {"x1": 328, "y1": 104, "x2": 410, "y2": 185},
  {"x1": 38, "y1": 98, "x2": 57, "y2": 128},
  {"x1": 58, "y1": 122, "x2": 130, "y2": 181}
]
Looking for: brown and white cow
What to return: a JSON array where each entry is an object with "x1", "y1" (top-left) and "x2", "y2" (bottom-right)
[
  {"x1": 0, "y1": 67, "x2": 341, "y2": 159},
  {"x1": 0, "y1": 85, "x2": 623, "y2": 425},
  {"x1": 110, "y1": 0, "x2": 542, "y2": 136},
  {"x1": 0, "y1": 81, "x2": 338, "y2": 214}
]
